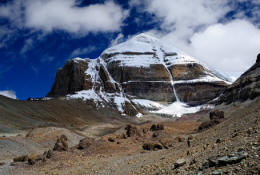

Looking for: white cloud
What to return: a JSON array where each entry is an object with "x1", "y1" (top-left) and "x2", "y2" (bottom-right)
[
  {"x1": 0, "y1": 90, "x2": 17, "y2": 99},
  {"x1": 71, "y1": 46, "x2": 96, "y2": 57},
  {"x1": 131, "y1": 0, "x2": 230, "y2": 40},
  {"x1": 0, "y1": 0, "x2": 128, "y2": 34},
  {"x1": 187, "y1": 20, "x2": 260, "y2": 77},
  {"x1": 109, "y1": 33, "x2": 124, "y2": 46},
  {"x1": 20, "y1": 38, "x2": 33, "y2": 54},
  {"x1": 131, "y1": 0, "x2": 260, "y2": 78}
]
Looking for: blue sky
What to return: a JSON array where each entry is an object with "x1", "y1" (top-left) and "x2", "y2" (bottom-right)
[{"x1": 0, "y1": 0, "x2": 259, "y2": 100}]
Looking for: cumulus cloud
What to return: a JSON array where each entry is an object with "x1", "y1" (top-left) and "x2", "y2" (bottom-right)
[
  {"x1": 131, "y1": 0, "x2": 260, "y2": 78},
  {"x1": 131, "y1": 0, "x2": 229, "y2": 38},
  {"x1": 187, "y1": 20, "x2": 260, "y2": 76},
  {"x1": 0, "y1": 0, "x2": 128, "y2": 34},
  {"x1": 0, "y1": 90, "x2": 17, "y2": 99}
]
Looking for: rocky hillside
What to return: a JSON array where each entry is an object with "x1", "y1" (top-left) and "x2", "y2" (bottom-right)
[
  {"x1": 47, "y1": 34, "x2": 230, "y2": 117},
  {"x1": 0, "y1": 95, "x2": 128, "y2": 134},
  {"x1": 218, "y1": 54, "x2": 260, "y2": 104}
]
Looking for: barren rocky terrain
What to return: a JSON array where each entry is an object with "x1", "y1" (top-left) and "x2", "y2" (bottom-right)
[{"x1": 0, "y1": 97, "x2": 259, "y2": 175}]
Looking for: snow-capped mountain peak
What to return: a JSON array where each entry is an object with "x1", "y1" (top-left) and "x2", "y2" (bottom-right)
[{"x1": 48, "y1": 33, "x2": 230, "y2": 118}]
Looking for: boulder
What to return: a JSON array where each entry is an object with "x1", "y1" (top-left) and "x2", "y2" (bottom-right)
[
  {"x1": 43, "y1": 149, "x2": 53, "y2": 159},
  {"x1": 150, "y1": 124, "x2": 164, "y2": 131},
  {"x1": 204, "y1": 151, "x2": 248, "y2": 168},
  {"x1": 209, "y1": 110, "x2": 224, "y2": 120},
  {"x1": 27, "y1": 154, "x2": 44, "y2": 165},
  {"x1": 13, "y1": 155, "x2": 29, "y2": 162},
  {"x1": 108, "y1": 137, "x2": 115, "y2": 142},
  {"x1": 142, "y1": 142, "x2": 163, "y2": 151},
  {"x1": 172, "y1": 158, "x2": 186, "y2": 169},
  {"x1": 125, "y1": 125, "x2": 143, "y2": 137},
  {"x1": 198, "y1": 120, "x2": 220, "y2": 131},
  {"x1": 77, "y1": 137, "x2": 95, "y2": 150},
  {"x1": 53, "y1": 135, "x2": 68, "y2": 151}
]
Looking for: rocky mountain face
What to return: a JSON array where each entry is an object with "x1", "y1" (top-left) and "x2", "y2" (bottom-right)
[
  {"x1": 217, "y1": 54, "x2": 260, "y2": 104},
  {"x1": 47, "y1": 34, "x2": 229, "y2": 117}
]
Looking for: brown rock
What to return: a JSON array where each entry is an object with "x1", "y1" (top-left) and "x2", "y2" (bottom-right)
[
  {"x1": 43, "y1": 149, "x2": 53, "y2": 159},
  {"x1": 210, "y1": 110, "x2": 224, "y2": 120},
  {"x1": 150, "y1": 124, "x2": 164, "y2": 131},
  {"x1": 198, "y1": 120, "x2": 220, "y2": 131},
  {"x1": 53, "y1": 135, "x2": 68, "y2": 151},
  {"x1": 143, "y1": 142, "x2": 163, "y2": 151},
  {"x1": 78, "y1": 137, "x2": 95, "y2": 150},
  {"x1": 125, "y1": 125, "x2": 143, "y2": 137},
  {"x1": 108, "y1": 137, "x2": 115, "y2": 142},
  {"x1": 172, "y1": 159, "x2": 186, "y2": 169},
  {"x1": 13, "y1": 155, "x2": 29, "y2": 162},
  {"x1": 27, "y1": 154, "x2": 45, "y2": 165}
]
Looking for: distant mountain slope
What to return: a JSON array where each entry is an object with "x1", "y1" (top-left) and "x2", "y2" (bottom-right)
[
  {"x1": 47, "y1": 33, "x2": 230, "y2": 117},
  {"x1": 217, "y1": 54, "x2": 260, "y2": 104},
  {"x1": 0, "y1": 95, "x2": 126, "y2": 133}
]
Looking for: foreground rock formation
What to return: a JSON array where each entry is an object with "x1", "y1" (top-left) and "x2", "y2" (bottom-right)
[{"x1": 47, "y1": 33, "x2": 229, "y2": 117}]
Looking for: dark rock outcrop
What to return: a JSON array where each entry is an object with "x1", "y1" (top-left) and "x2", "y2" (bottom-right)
[
  {"x1": 198, "y1": 110, "x2": 225, "y2": 131},
  {"x1": 175, "y1": 82, "x2": 227, "y2": 105},
  {"x1": 209, "y1": 110, "x2": 224, "y2": 120},
  {"x1": 218, "y1": 54, "x2": 260, "y2": 104},
  {"x1": 47, "y1": 59, "x2": 92, "y2": 97}
]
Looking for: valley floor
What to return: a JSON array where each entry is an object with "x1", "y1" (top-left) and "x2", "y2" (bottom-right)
[{"x1": 0, "y1": 99, "x2": 260, "y2": 175}]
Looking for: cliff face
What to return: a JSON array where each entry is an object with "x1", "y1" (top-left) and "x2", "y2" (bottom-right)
[
  {"x1": 217, "y1": 54, "x2": 260, "y2": 104},
  {"x1": 47, "y1": 34, "x2": 230, "y2": 117},
  {"x1": 47, "y1": 59, "x2": 90, "y2": 97}
]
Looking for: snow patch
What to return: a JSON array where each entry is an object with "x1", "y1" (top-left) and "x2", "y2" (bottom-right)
[
  {"x1": 153, "y1": 101, "x2": 202, "y2": 117},
  {"x1": 113, "y1": 96, "x2": 128, "y2": 113},
  {"x1": 106, "y1": 54, "x2": 160, "y2": 68},
  {"x1": 132, "y1": 99, "x2": 164, "y2": 110},
  {"x1": 66, "y1": 90, "x2": 102, "y2": 104},
  {"x1": 0, "y1": 90, "x2": 17, "y2": 99},
  {"x1": 72, "y1": 57, "x2": 86, "y2": 63},
  {"x1": 84, "y1": 59, "x2": 98, "y2": 82},
  {"x1": 174, "y1": 75, "x2": 228, "y2": 84}
]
